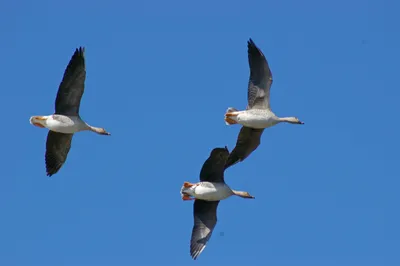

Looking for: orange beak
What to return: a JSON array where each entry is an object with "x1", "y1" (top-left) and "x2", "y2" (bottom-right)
[{"x1": 35, "y1": 116, "x2": 47, "y2": 121}]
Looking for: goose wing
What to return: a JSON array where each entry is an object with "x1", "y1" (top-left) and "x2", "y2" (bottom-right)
[
  {"x1": 199, "y1": 147, "x2": 229, "y2": 183},
  {"x1": 54, "y1": 47, "x2": 86, "y2": 116},
  {"x1": 45, "y1": 131, "x2": 74, "y2": 176},
  {"x1": 225, "y1": 126, "x2": 264, "y2": 169},
  {"x1": 190, "y1": 200, "x2": 220, "y2": 260},
  {"x1": 246, "y1": 39, "x2": 273, "y2": 110}
]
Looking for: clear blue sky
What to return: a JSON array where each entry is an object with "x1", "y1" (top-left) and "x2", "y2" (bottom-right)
[{"x1": 1, "y1": 0, "x2": 399, "y2": 265}]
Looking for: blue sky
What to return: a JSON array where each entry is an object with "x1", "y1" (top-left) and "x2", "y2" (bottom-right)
[{"x1": 1, "y1": 0, "x2": 399, "y2": 265}]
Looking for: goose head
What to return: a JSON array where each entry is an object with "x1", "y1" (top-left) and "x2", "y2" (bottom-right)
[
  {"x1": 30, "y1": 115, "x2": 50, "y2": 128},
  {"x1": 280, "y1": 116, "x2": 304, "y2": 125}
]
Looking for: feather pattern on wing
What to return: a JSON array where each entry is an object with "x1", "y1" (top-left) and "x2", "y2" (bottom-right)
[{"x1": 247, "y1": 39, "x2": 273, "y2": 110}]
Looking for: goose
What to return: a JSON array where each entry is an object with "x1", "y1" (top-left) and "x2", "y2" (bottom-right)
[
  {"x1": 224, "y1": 38, "x2": 304, "y2": 169},
  {"x1": 180, "y1": 147, "x2": 255, "y2": 260},
  {"x1": 30, "y1": 47, "x2": 111, "y2": 177}
]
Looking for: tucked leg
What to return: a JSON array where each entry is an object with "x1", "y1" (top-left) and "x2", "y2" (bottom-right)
[
  {"x1": 183, "y1": 181, "x2": 195, "y2": 188},
  {"x1": 182, "y1": 195, "x2": 194, "y2": 201}
]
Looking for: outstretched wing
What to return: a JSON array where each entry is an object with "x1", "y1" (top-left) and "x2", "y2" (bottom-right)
[
  {"x1": 225, "y1": 126, "x2": 264, "y2": 169},
  {"x1": 190, "y1": 200, "x2": 220, "y2": 260},
  {"x1": 199, "y1": 147, "x2": 229, "y2": 183},
  {"x1": 54, "y1": 47, "x2": 86, "y2": 116},
  {"x1": 247, "y1": 38, "x2": 273, "y2": 110},
  {"x1": 45, "y1": 131, "x2": 74, "y2": 176}
]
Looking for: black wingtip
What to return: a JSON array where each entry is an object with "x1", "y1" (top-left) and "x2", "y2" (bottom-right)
[
  {"x1": 248, "y1": 38, "x2": 256, "y2": 47},
  {"x1": 45, "y1": 164, "x2": 61, "y2": 177},
  {"x1": 190, "y1": 247, "x2": 203, "y2": 260},
  {"x1": 247, "y1": 37, "x2": 267, "y2": 62},
  {"x1": 74, "y1": 47, "x2": 85, "y2": 57},
  {"x1": 247, "y1": 38, "x2": 260, "y2": 52}
]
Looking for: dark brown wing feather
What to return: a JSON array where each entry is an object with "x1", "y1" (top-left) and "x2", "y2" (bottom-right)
[
  {"x1": 225, "y1": 126, "x2": 264, "y2": 170},
  {"x1": 190, "y1": 200, "x2": 220, "y2": 260},
  {"x1": 45, "y1": 131, "x2": 74, "y2": 176},
  {"x1": 199, "y1": 147, "x2": 229, "y2": 183},
  {"x1": 54, "y1": 47, "x2": 86, "y2": 116},
  {"x1": 247, "y1": 38, "x2": 273, "y2": 110}
]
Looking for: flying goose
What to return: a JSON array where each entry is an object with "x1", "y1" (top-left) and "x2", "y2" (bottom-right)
[
  {"x1": 30, "y1": 47, "x2": 111, "y2": 176},
  {"x1": 224, "y1": 38, "x2": 304, "y2": 169},
  {"x1": 180, "y1": 147, "x2": 255, "y2": 260}
]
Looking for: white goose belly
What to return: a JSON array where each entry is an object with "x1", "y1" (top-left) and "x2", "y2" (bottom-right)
[
  {"x1": 184, "y1": 182, "x2": 233, "y2": 201},
  {"x1": 237, "y1": 110, "x2": 278, "y2": 129},
  {"x1": 46, "y1": 115, "x2": 87, "y2": 134}
]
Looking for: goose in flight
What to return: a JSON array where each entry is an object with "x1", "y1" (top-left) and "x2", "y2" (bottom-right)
[
  {"x1": 180, "y1": 147, "x2": 255, "y2": 260},
  {"x1": 224, "y1": 39, "x2": 304, "y2": 169},
  {"x1": 30, "y1": 47, "x2": 111, "y2": 176}
]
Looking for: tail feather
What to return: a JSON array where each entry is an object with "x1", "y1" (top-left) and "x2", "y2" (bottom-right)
[
  {"x1": 224, "y1": 107, "x2": 239, "y2": 125},
  {"x1": 180, "y1": 181, "x2": 194, "y2": 197},
  {"x1": 180, "y1": 186, "x2": 188, "y2": 197}
]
